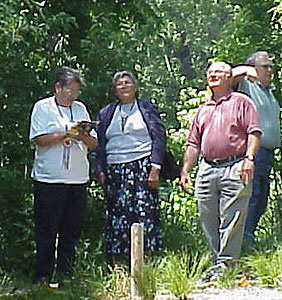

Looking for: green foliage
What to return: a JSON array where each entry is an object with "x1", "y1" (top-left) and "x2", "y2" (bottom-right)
[
  {"x1": 243, "y1": 246, "x2": 282, "y2": 288},
  {"x1": 211, "y1": 0, "x2": 282, "y2": 103},
  {"x1": 0, "y1": 1, "x2": 281, "y2": 299}
]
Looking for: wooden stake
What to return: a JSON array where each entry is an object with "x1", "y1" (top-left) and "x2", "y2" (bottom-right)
[{"x1": 130, "y1": 223, "x2": 144, "y2": 300}]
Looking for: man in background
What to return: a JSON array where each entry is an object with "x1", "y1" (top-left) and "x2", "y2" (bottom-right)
[{"x1": 233, "y1": 51, "x2": 281, "y2": 251}]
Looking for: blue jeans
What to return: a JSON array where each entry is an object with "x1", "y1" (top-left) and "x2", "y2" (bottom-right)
[{"x1": 244, "y1": 147, "x2": 274, "y2": 241}]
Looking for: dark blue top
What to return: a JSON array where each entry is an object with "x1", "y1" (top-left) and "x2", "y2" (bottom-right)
[{"x1": 94, "y1": 99, "x2": 166, "y2": 174}]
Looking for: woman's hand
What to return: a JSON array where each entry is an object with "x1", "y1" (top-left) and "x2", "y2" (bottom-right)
[
  {"x1": 74, "y1": 131, "x2": 97, "y2": 149},
  {"x1": 148, "y1": 167, "x2": 160, "y2": 189}
]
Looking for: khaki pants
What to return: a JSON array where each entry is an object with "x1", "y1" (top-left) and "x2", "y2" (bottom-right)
[{"x1": 196, "y1": 158, "x2": 251, "y2": 266}]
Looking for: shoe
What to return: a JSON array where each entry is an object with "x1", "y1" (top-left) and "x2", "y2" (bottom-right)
[
  {"x1": 55, "y1": 272, "x2": 77, "y2": 287},
  {"x1": 197, "y1": 265, "x2": 225, "y2": 287},
  {"x1": 48, "y1": 281, "x2": 60, "y2": 289},
  {"x1": 202, "y1": 267, "x2": 223, "y2": 282}
]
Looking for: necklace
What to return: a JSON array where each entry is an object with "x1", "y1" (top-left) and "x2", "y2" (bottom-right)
[
  {"x1": 55, "y1": 98, "x2": 74, "y2": 169},
  {"x1": 119, "y1": 102, "x2": 135, "y2": 134},
  {"x1": 55, "y1": 98, "x2": 74, "y2": 125}
]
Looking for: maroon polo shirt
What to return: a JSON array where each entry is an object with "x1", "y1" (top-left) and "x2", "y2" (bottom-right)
[{"x1": 187, "y1": 91, "x2": 261, "y2": 159}]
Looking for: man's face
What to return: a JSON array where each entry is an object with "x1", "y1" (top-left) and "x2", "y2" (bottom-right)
[
  {"x1": 206, "y1": 63, "x2": 231, "y2": 90},
  {"x1": 255, "y1": 55, "x2": 274, "y2": 88}
]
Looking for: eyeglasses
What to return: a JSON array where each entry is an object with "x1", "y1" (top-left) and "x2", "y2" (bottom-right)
[
  {"x1": 63, "y1": 87, "x2": 81, "y2": 96},
  {"x1": 115, "y1": 81, "x2": 134, "y2": 88},
  {"x1": 255, "y1": 64, "x2": 274, "y2": 70},
  {"x1": 206, "y1": 70, "x2": 231, "y2": 76}
]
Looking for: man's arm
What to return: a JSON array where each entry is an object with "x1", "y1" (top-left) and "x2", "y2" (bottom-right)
[
  {"x1": 232, "y1": 65, "x2": 258, "y2": 88},
  {"x1": 246, "y1": 131, "x2": 261, "y2": 158},
  {"x1": 180, "y1": 145, "x2": 200, "y2": 193},
  {"x1": 238, "y1": 131, "x2": 261, "y2": 184}
]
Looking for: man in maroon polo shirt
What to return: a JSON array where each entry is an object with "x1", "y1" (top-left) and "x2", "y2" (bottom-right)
[{"x1": 180, "y1": 61, "x2": 261, "y2": 282}]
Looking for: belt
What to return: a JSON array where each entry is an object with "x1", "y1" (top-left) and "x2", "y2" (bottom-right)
[{"x1": 203, "y1": 154, "x2": 244, "y2": 166}]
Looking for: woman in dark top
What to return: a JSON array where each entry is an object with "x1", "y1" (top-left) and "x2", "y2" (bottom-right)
[{"x1": 95, "y1": 70, "x2": 166, "y2": 264}]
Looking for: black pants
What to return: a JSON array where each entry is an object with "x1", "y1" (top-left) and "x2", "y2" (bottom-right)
[{"x1": 33, "y1": 181, "x2": 86, "y2": 280}]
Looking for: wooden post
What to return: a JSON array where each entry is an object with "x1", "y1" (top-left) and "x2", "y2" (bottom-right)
[{"x1": 130, "y1": 223, "x2": 144, "y2": 300}]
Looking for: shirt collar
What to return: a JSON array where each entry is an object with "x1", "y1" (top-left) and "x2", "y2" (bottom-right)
[
  {"x1": 208, "y1": 90, "x2": 233, "y2": 105},
  {"x1": 257, "y1": 80, "x2": 274, "y2": 91}
]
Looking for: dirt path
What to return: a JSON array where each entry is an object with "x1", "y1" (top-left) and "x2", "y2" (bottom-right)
[{"x1": 188, "y1": 286, "x2": 282, "y2": 300}]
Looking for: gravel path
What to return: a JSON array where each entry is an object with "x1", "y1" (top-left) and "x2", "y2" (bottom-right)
[
  {"x1": 188, "y1": 286, "x2": 282, "y2": 300},
  {"x1": 156, "y1": 286, "x2": 282, "y2": 300}
]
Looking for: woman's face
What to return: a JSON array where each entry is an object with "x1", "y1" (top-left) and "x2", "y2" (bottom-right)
[
  {"x1": 55, "y1": 81, "x2": 81, "y2": 105},
  {"x1": 114, "y1": 76, "x2": 137, "y2": 104}
]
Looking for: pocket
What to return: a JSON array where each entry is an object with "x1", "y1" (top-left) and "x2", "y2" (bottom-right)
[{"x1": 228, "y1": 159, "x2": 244, "y2": 181}]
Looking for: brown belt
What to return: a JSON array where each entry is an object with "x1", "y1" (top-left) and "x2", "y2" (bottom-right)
[{"x1": 204, "y1": 154, "x2": 244, "y2": 166}]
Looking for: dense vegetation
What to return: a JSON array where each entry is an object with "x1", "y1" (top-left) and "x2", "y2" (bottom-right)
[{"x1": 0, "y1": 0, "x2": 281, "y2": 298}]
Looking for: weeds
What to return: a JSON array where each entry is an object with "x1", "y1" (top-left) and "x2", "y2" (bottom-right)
[
  {"x1": 1, "y1": 158, "x2": 281, "y2": 299},
  {"x1": 0, "y1": 268, "x2": 11, "y2": 286},
  {"x1": 242, "y1": 246, "x2": 282, "y2": 289},
  {"x1": 2, "y1": 245, "x2": 282, "y2": 299}
]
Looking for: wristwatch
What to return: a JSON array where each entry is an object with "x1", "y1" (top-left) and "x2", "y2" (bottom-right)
[{"x1": 245, "y1": 154, "x2": 255, "y2": 162}]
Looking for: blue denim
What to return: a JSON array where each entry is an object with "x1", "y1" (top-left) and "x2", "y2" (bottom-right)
[{"x1": 244, "y1": 147, "x2": 274, "y2": 241}]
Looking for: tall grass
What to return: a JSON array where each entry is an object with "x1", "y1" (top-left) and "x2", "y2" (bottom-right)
[
  {"x1": 1, "y1": 155, "x2": 281, "y2": 299},
  {"x1": 84, "y1": 251, "x2": 211, "y2": 300},
  {"x1": 242, "y1": 246, "x2": 282, "y2": 288},
  {"x1": 138, "y1": 251, "x2": 210, "y2": 297},
  {"x1": 2, "y1": 243, "x2": 282, "y2": 299}
]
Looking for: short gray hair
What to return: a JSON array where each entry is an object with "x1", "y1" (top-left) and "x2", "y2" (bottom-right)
[
  {"x1": 246, "y1": 51, "x2": 269, "y2": 66},
  {"x1": 55, "y1": 66, "x2": 83, "y2": 87},
  {"x1": 207, "y1": 61, "x2": 232, "y2": 76}
]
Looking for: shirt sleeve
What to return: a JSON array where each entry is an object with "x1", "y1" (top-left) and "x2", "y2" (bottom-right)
[
  {"x1": 240, "y1": 95, "x2": 262, "y2": 135},
  {"x1": 145, "y1": 102, "x2": 166, "y2": 165},
  {"x1": 186, "y1": 110, "x2": 202, "y2": 150},
  {"x1": 29, "y1": 102, "x2": 49, "y2": 140}
]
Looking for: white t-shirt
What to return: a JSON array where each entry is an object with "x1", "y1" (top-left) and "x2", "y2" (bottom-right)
[{"x1": 29, "y1": 96, "x2": 96, "y2": 184}]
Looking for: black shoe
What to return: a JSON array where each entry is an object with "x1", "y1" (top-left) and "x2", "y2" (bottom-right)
[
  {"x1": 197, "y1": 265, "x2": 225, "y2": 287},
  {"x1": 202, "y1": 268, "x2": 223, "y2": 282}
]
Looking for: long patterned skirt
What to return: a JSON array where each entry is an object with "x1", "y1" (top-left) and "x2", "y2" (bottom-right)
[{"x1": 104, "y1": 156, "x2": 162, "y2": 254}]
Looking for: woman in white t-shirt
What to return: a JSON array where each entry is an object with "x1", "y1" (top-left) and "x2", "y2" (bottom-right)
[{"x1": 29, "y1": 66, "x2": 97, "y2": 286}]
